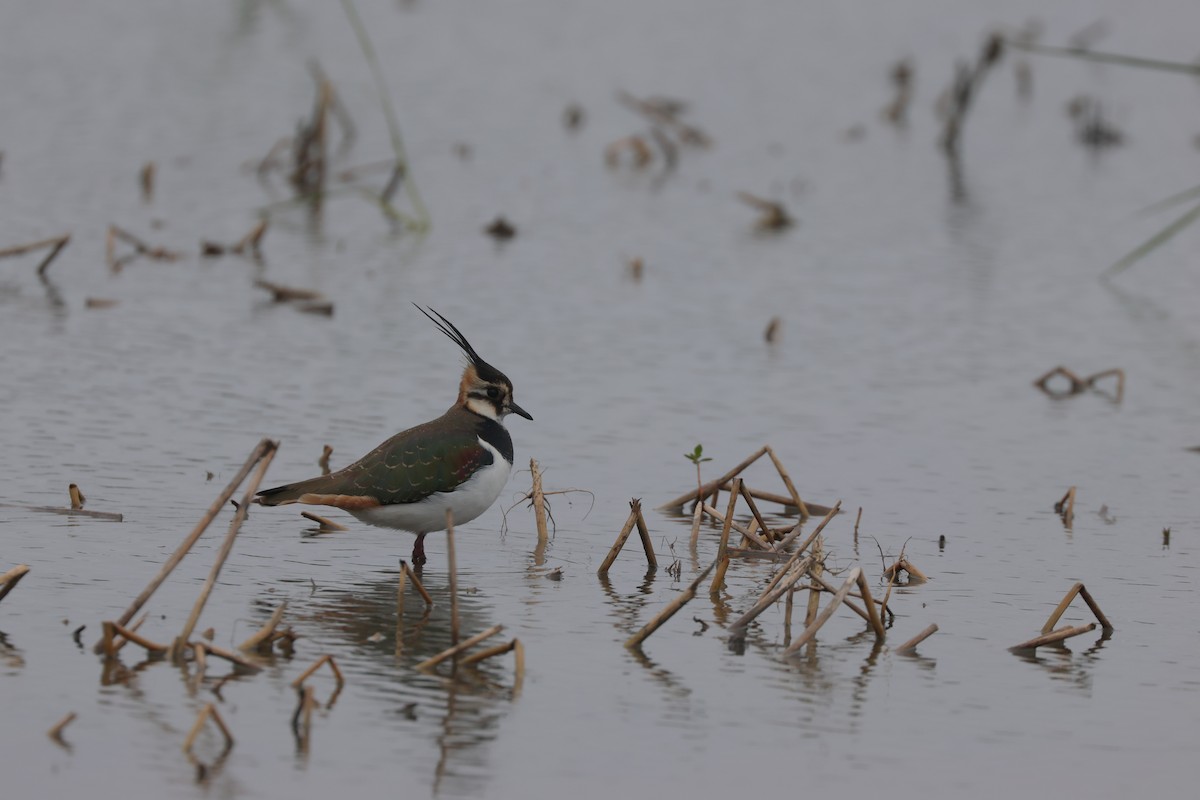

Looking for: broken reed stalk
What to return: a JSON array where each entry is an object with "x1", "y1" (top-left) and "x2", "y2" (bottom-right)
[
  {"x1": 530, "y1": 458, "x2": 549, "y2": 548},
  {"x1": 805, "y1": 538, "x2": 823, "y2": 627},
  {"x1": 68, "y1": 483, "x2": 85, "y2": 509},
  {"x1": 1056, "y1": 486, "x2": 1077, "y2": 527},
  {"x1": 1041, "y1": 582, "x2": 1113, "y2": 634},
  {"x1": 632, "y1": 501, "x2": 657, "y2": 569},
  {"x1": 47, "y1": 712, "x2": 77, "y2": 743},
  {"x1": 292, "y1": 684, "x2": 316, "y2": 751},
  {"x1": 446, "y1": 510, "x2": 460, "y2": 662},
  {"x1": 106, "y1": 621, "x2": 168, "y2": 655},
  {"x1": 99, "y1": 439, "x2": 275, "y2": 652},
  {"x1": 625, "y1": 558, "x2": 719, "y2": 649},
  {"x1": 854, "y1": 569, "x2": 887, "y2": 640},
  {"x1": 0, "y1": 564, "x2": 31, "y2": 604},
  {"x1": 457, "y1": 637, "x2": 519, "y2": 667},
  {"x1": 765, "y1": 445, "x2": 810, "y2": 519},
  {"x1": 736, "y1": 482, "x2": 774, "y2": 542},
  {"x1": 701, "y1": 503, "x2": 770, "y2": 550},
  {"x1": 785, "y1": 567, "x2": 861, "y2": 655},
  {"x1": 174, "y1": 442, "x2": 279, "y2": 658},
  {"x1": 192, "y1": 642, "x2": 208, "y2": 687},
  {"x1": 658, "y1": 446, "x2": 769, "y2": 511},
  {"x1": 415, "y1": 624, "x2": 504, "y2": 671},
  {"x1": 709, "y1": 480, "x2": 742, "y2": 593},
  {"x1": 1011, "y1": 622, "x2": 1097, "y2": 651},
  {"x1": 807, "y1": 572, "x2": 872, "y2": 625},
  {"x1": 775, "y1": 500, "x2": 842, "y2": 554},
  {"x1": 291, "y1": 654, "x2": 345, "y2": 689},
  {"x1": 201, "y1": 642, "x2": 261, "y2": 671},
  {"x1": 182, "y1": 703, "x2": 234, "y2": 756},
  {"x1": 300, "y1": 511, "x2": 346, "y2": 531},
  {"x1": 597, "y1": 501, "x2": 642, "y2": 577},
  {"x1": 238, "y1": 603, "x2": 288, "y2": 653},
  {"x1": 400, "y1": 560, "x2": 433, "y2": 607},
  {"x1": 0, "y1": 233, "x2": 71, "y2": 276},
  {"x1": 895, "y1": 623, "x2": 939, "y2": 654},
  {"x1": 727, "y1": 557, "x2": 815, "y2": 637},
  {"x1": 689, "y1": 501, "x2": 704, "y2": 547},
  {"x1": 719, "y1": 483, "x2": 837, "y2": 517}
]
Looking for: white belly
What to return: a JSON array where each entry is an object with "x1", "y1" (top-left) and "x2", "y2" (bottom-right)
[{"x1": 349, "y1": 437, "x2": 512, "y2": 534}]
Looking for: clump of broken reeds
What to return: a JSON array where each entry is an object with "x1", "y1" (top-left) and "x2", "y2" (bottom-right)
[
  {"x1": 1033, "y1": 366, "x2": 1124, "y2": 403},
  {"x1": 1011, "y1": 582, "x2": 1112, "y2": 652}
]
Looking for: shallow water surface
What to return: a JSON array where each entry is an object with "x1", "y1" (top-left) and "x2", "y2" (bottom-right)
[{"x1": 3, "y1": 1, "x2": 1200, "y2": 798}]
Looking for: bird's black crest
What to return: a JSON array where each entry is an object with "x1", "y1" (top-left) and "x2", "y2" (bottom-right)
[{"x1": 414, "y1": 304, "x2": 506, "y2": 382}]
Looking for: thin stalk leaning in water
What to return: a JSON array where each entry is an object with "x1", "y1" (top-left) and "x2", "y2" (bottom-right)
[{"x1": 339, "y1": 0, "x2": 430, "y2": 230}]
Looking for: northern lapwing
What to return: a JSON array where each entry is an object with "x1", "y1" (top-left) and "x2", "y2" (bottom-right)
[{"x1": 256, "y1": 305, "x2": 532, "y2": 565}]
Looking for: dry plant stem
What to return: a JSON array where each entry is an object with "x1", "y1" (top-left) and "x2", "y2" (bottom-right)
[
  {"x1": 785, "y1": 567, "x2": 861, "y2": 655},
  {"x1": 198, "y1": 642, "x2": 261, "y2": 671},
  {"x1": 182, "y1": 703, "x2": 234, "y2": 755},
  {"x1": 736, "y1": 482, "x2": 774, "y2": 541},
  {"x1": 68, "y1": 483, "x2": 85, "y2": 509},
  {"x1": 1041, "y1": 582, "x2": 1114, "y2": 634},
  {"x1": 719, "y1": 483, "x2": 837, "y2": 516},
  {"x1": 293, "y1": 684, "x2": 316, "y2": 751},
  {"x1": 400, "y1": 560, "x2": 433, "y2": 607},
  {"x1": 513, "y1": 639, "x2": 526, "y2": 691},
  {"x1": 854, "y1": 507, "x2": 863, "y2": 535},
  {"x1": 47, "y1": 712, "x2": 77, "y2": 742},
  {"x1": 854, "y1": 570, "x2": 887, "y2": 640},
  {"x1": 445, "y1": 510, "x2": 460, "y2": 663},
  {"x1": 765, "y1": 445, "x2": 810, "y2": 519},
  {"x1": 709, "y1": 480, "x2": 741, "y2": 593},
  {"x1": 895, "y1": 623, "x2": 939, "y2": 654},
  {"x1": 626, "y1": 558, "x2": 719, "y2": 649},
  {"x1": 193, "y1": 643, "x2": 208, "y2": 686},
  {"x1": 0, "y1": 502, "x2": 122, "y2": 521},
  {"x1": 0, "y1": 233, "x2": 70, "y2": 276},
  {"x1": 238, "y1": 603, "x2": 288, "y2": 652},
  {"x1": 597, "y1": 504, "x2": 641, "y2": 577},
  {"x1": 727, "y1": 557, "x2": 815, "y2": 636},
  {"x1": 1011, "y1": 623, "x2": 1097, "y2": 651},
  {"x1": 701, "y1": 504, "x2": 770, "y2": 550},
  {"x1": 658, "y1": 446, "x2": 769, "y2": 511},
  {"x1": 416, "y1": 624, "x2": 505, "y2": 671},
  {"x1": 632, "y1": 502, "x2": 658, "y2": 568},
  {"x1": 530, "y1": 459, "x2": 549, "y2": 548},
  {"x1": 110, "y1": 621, "x2": 168, "y2": 654},
  {"x1": 110, "y1": 614, "x2": 147, "y2": 654},
  {"x1": 1057, "y1": 487, "x2": 1077, "y2": 527},
  {"x1": 689, "y1": 501, "x2": 704, "y2": 547},
  {"x1": 776, "y1": 500, "x2": 842, "y2": 554},
  {"x1": 174, "y1": 442, "x2": 278, "y2": 657},
  {"x1": 103, "y1": 439, "x2": 275, "y2": 649},
  {"x1": 457, "y1": 637, "x2": 518, "y2": 667},
  {"x1": 300, "y1": 511, "x2": 346, "y2": 531},
  {"x1": 291, "y1": 654, "x2": 346, "y2": 689},
  {"x1": 0, "y1": 564, "x2": 31, "y2": 604},
  {"x1": 1087, "y1": 368, "x2": 1125, "y2": 402}
]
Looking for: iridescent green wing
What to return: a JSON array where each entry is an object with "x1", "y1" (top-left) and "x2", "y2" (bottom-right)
[{"x1": 335, "y1": 424, "x2": 491, "y2": 505}]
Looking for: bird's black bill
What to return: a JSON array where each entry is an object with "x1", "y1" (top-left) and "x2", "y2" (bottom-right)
[{"x1": 507, "y1": 400, "x2": 533, "y2": 420}]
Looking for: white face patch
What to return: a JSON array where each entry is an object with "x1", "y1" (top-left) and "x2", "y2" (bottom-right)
[{"x1": 465, "y1": 393, "x2": 502, "y2": 419}]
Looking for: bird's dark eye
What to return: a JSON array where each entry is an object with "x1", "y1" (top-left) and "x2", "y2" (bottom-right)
[{"x1": 486, "y1": 386, "x2": 500, "y2": 399}]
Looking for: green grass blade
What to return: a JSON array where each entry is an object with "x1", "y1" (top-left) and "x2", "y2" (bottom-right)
[{"x1": 1104, "y1": 199, "x2": 1200, "y2": 278}]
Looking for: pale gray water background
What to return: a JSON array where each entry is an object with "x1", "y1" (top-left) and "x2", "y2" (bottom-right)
[{"x1": 3, "y1": 0, "x2": 1200, "y2": 797}]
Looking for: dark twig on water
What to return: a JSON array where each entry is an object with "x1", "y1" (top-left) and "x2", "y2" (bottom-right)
[{"x1": 0, "y1": 234, "x2": 71, "y2": 276}]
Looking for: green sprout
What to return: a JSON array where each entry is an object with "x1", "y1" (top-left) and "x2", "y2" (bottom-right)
[{"x1": 684, "y1": 444, "x2": 712, "y2": 504}]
